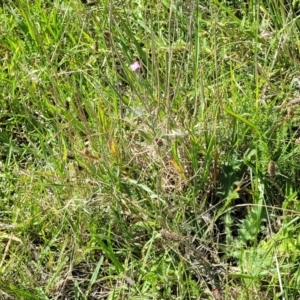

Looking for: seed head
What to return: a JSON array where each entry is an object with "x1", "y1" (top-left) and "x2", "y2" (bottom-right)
[{"x1": 268, "y1": 160, "x2": 276, "y2": 177}]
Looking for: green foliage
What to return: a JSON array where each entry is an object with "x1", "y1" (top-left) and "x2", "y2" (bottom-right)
[{"x1": 1, "y1": 0, "x2": 300, "y2": 299}]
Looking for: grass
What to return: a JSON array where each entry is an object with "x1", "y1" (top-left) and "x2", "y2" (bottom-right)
[{"x1": 1, "y1": 0, "x2": 300, "y2": 299}]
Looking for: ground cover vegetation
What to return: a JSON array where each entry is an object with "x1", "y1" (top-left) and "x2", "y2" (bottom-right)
[{"x1": 1, "y1": 0, "x2": 300, "y2": 299}]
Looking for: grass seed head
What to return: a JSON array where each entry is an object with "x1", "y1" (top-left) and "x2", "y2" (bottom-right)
[{"x1": 268, "y1": 160, "x2": 276, "y2": 177}]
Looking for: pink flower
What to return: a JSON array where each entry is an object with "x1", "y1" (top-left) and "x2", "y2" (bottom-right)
[{"x1": 129, "y1": 60, "x2": 141, "y2": 72}]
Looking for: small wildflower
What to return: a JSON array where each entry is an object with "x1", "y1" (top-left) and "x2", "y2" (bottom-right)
[{"x1": 129, "y1": 60, "x2": 141, "y2": 72}]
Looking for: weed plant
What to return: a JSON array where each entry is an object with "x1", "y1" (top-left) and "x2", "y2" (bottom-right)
[{"x1": 1, "y1": 0, "x2": 300, "y2": 299}]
